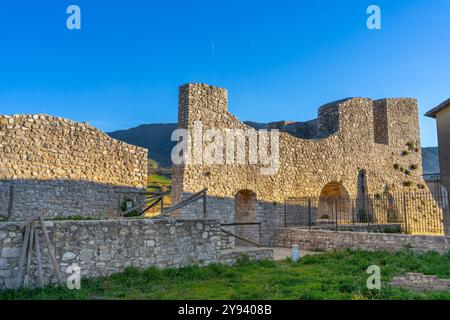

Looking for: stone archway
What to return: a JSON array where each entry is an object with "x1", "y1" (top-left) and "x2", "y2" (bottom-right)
[
  {"x1": 234, "y1": 190, "x2": 257, "y2": 246},
  {"x1": 318, "y1": 182, "x2": 351, "y2": 224}
]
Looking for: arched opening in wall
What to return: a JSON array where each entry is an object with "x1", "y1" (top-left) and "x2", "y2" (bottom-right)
[
  {"x1": 318, "y1": 182, "x2": 351, "y2": 225},
  {"x1": 356, "y1": 170, "x2": 371, "y2": 222},
  {"x1": 234, "y1": 190, "x2": 257, "y2": 246}
]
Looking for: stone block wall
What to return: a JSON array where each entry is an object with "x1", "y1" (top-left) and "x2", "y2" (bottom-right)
[
  {"x1": 173, "y1": 84, "x2": 426, "y2": 203},
  {"x1": 272, "y1": 228, "x2": 450, "y2": 254},
  {"x1": 0, "y1": 180, "x2": 144, "y2": 220},
  {"x1": 0, "y1": 114, "x2": 148, "y2": 220},
  {"x1": 389, "y1": 273, "x2": 450, "y2": 292},
  {"x1": 0, "y1": 218, "x2": 222, "y2": 290},
  {"x1": 171, "y1": 194, "x2": 285, "y2": 247}
]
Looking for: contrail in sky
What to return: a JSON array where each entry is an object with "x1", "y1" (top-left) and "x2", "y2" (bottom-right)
[{"x1": 211, "y1": 34, "x2": 215, "y2": 56}]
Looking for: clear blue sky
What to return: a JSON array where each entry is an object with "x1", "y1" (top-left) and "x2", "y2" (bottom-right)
[{"x1": 1, "y1": 0, "x2": 449, "y2": 147}]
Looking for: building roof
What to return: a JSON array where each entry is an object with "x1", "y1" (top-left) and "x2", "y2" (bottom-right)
[{"x1": 425, "y1": 98, "x2": 450, "y2": 118}]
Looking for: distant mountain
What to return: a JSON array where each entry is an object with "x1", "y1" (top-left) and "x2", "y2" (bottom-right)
[
  {"x1": 108, "y1": 123, "x2": 177, "y2": 167},
  {"x1": 108, "y1": 123, "x2": 440, "y2": 174}
]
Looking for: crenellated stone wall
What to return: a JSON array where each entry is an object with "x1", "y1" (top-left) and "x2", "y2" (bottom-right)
[{"x1": 0, "y1": 114, "x2": 148, "y2": 220}]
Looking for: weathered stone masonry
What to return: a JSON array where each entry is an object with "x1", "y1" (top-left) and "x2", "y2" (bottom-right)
[
  {"x1": 272, "y1": 228, "x2": 450, "y2": 254},
  {"x1": 171, "y1": 83, "x2": 438, "y2": 244},
  {"x1": 0, "y1": 218, "x2": 272, "y2": 290},
  {"x1": 0, "y1": 114, "x2": 148, "y2": 220},
  {"x1": 0, "y1": 112, "x2": 273, "y2": 291}
]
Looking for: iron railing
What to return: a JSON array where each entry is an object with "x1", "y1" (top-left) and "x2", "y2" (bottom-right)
[
  {"x1": 285, "y1": 192, "x2": 450, "y2": 236},
  {"x1": 117, "y1": 190, "x2": 165, "y2": 217},
  {"x1": 161, "y1": 188, "x2": 208, "y2": 217}
]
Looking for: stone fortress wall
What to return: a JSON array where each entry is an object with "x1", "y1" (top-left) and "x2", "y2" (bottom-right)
[
  {"x1": 0, "y1": 114, "x2": 148, "y2": 220},
  {"x1": 171, "y1": 84, "x2": 440, "y2": 244},
  {"x1": 0, "y1": 217, "x2": 272, "y2": 290},
  {"x1": 0, "y1": 113, "x2": 273, "y2": 290},
  {"x1": 0, "y1": 86, "x2": 444, "y2": 290}
]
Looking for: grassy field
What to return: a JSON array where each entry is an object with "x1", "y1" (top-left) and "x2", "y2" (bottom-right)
[
  {"x1": 1, "y1": 250, "x2": 449, "y2": 300},
  {"x1": 147, "y1": 174, "x2": 172, "y2": 190}
]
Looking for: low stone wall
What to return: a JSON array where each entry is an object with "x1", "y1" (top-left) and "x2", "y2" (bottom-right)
[
  {"x1": 273, "y1": 228, "x2": 450, "y2": 254},
  {"x1": 389, "y1": 273, "x2": 450, "y2": 292},
  {"x1": 219, "y1": 247, "x2": 273, "y2": 266},
  {"x1": 0, "y1": 218, "x2": 222, "y2": 290},
  {"x1": 0, "y1": 180, "x2": 146, "y2": 220}
]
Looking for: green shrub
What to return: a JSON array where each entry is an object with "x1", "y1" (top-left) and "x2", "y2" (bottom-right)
[
  {"x1": 402, "y1": 181, "x2": 413, "y2": 187},
  {"x1": 121, "y1": 198, "x2": 138, "y2": 217},
  {"x1": 383, "y1": 225, "x2": 401, "y2": 233},
  {"x1": 406, "y1": 141, "x2": 415, "y2": 150}
]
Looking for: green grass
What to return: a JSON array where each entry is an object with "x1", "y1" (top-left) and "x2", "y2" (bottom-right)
[{"x1": 1, "y1": 250, "x2": 449, "y2": 300}]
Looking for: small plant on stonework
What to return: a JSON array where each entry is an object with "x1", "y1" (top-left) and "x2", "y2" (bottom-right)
[
  {"x1": 320, "y1": 214, "x2": 330, "y2": 220},
  {"x1": 402, "y1": 181, "x2": 413, "y2": 187},
  {"x1": 409, "y1": 164, "x2": 418, "y2": 171},
  {"x1": 417, "y1": 184, "x2": 426, "y2": 190},
  {"x1": 374, "y1": 193, "x2": 381, "y2": 200},
  {"x1": 403, "y1": 169, "x2": 411, "y2": 176},
  {"x1": 406, "y1": 141, "x2": 415, "y2": 150},
  {"x1": 401, "y1": 150, "x2": 409, "y2": 157},
  {"x1": 393, "y1": 163, "x2": 400, "y2": 170}
]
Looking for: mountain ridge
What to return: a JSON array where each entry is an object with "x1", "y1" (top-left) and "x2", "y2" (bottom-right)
[{"x1": 107, "y1": 123, "x2": 440, "y2": 174}]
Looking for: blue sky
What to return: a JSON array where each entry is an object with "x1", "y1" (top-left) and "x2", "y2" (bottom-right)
[{"x1": 0, "y1": 0, "x2": 449, "y2": 147}]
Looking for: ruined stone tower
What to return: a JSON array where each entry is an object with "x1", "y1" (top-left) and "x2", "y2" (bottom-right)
[{"x1": 171, "y1": 84, "x2": 441, "y2": 241}]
